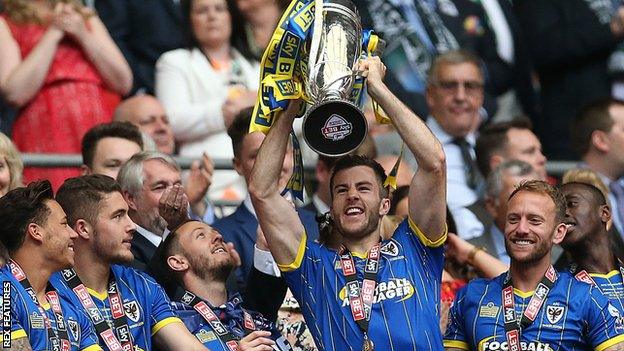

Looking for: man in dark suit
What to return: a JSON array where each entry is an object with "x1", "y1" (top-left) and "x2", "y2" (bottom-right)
[
  {"x1": 303, "y1": 155, "x2": 338, "y2": 215},
  {"x1": 213, "y1": 108, "x2": 319, "y2": 289},
  {"x1": 95, "y1": 0, "x2": 184, "y2": 94}
]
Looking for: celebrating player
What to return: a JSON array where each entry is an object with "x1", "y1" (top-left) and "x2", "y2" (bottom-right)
[
  {"x1": 560, "y1": 182, "x2": 624, "y2": 312},
  {"x1": 50, "y1": 175, "x2": 208, "y2": 351},
  {"x1": 0, "y1": 181, "x2": 102, "y2": 350},
  {"x1": 249, "y1": 56, "x2": 448, "y2": 349},
  {"x1": 150, "y1": 219, "x2": 292, "y2": 350},
  {"x1": 444, "y1": 180, "x2": 624, "y2": 350}
]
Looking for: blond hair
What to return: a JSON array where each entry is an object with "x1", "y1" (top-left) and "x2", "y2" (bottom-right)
[
  {"x1": 562, "y1": 168, "x2": 609, "y2": 200},
  {"x1": 4, "y1": 0, "x2": 92, "y2": 24},
  {"x1": 0, "y1": 133, "x2": 23, "y2": 191}
]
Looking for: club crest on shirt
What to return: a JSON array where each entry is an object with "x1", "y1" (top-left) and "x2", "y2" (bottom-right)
[
  {"x1": 380, "y1": 241, "x2": 399, "y2": 257},
  {"x1": 67, "y1": 320, "x2": 79, "y2": 340},
  {"x1": 338, "y1": 278, "x2": 414, "y2": 306},
  {"x1": 546, "y1": 305, "x2": 565, "y2": 324},
  {"x1": 123, "y1": 301, "x2": 140, "y2": 323}
]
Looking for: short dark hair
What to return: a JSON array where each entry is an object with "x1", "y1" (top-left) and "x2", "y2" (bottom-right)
[
  {"x1": 147, "y1": 223, "x2": 190, "y2": 299},
  {"x1": 0, "y1": 180, "x2": 54, "y2": 253},
  {"x1": 81, "y1": 121, "x2": 144, "y2": 168},
  {"x1": 509, "y1": 180, "x2": 566, "y2": 224},
  {"x1": 571, "y1": 98, "x2": 624, "y2": 157},
  {"x1": 329, "y1": 155, "x2": 389, "y2": 199},
  {"x1": 475, "y1": 117, "x2": 533, "y2": 177},
  {"x1": 227, "y1": 107, "x2": 254, "y2": 158},
  {"x1": 56, "y1": 175, "x2": 122, "y2": 227}
]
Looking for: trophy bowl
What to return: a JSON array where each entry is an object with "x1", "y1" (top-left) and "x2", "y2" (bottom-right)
[{"x1": 301, "y1": 0, "x2": 369, "y2": 157}]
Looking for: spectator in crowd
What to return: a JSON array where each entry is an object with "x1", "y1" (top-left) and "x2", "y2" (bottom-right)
[
  {"x1": 0, "y1": 0, "x2": 132, "y2": 190},
  {"x1": 558, "y1": 181, "x2": 624, "y2": 313},
  {"x1": 233, "y1": 0, "x2": 287, "y2": 61},
  {"x1": 475, "y1": 118, "x2": 547, "y2": 180},
  {"x1": 425, "y1": 50, "x2": 486, "y2": 240},
  {"x1": 213, "y1": 108, "x2": 319, "y2": 289},
  {"x1": 150, "y1": 219, "x2": 292, "y2": 350},
  {"x1": 94, "y1": 0, "x2": 184, "y2": 94},
  {"x1": 155, "y1": 0, "x2": 258, "y2": 202},
  {"x1": 81, "y1": 121, "x2": 143, "y2": 179},
  {"x1": 0, "y1": 131, "x2": 23, "y2": 197},
  {"x1": 52, "y1": 175, "x2": 207, "y2": 351},
  {"x1": 444, "y1": 180, "x2": 624, "y2": 350},
  {"x1": 114, "y1": 95, "x2": 219, "y2": 211},
  {"x1": 470, "y1": 160, "x2": 539, "y2": 264},
  {"x1": 113, "y1": 95, "x2": 175, "y2": 155},
  {"x1": 355, "y1": 0, "x2": 510, "y2": 119},
  {"x1": 303, "y1": 155, "x2": 338, "y2": 215},
  {"x1": 515, "y1": 0, "x2": 624, "y2": 160},
  {"x1": 117, "y1": 151, "x2": 212, "y2": 269},
  {"x1": 571, "y1": 98, "x2": 624, "y2": 239},
  {"x1": 250, "y1": 57, "x2": 447, "y2": 349},
  {"x1": 0, "y1": 180, "x2": 101, "y2": 350},
  {"x1": 478, "y1": 0, "x2": 538, "y2": 122}
]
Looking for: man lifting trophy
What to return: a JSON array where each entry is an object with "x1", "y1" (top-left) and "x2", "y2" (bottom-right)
[{"x1": 250, "y1": 0, "x2": 383, "y2": 157}]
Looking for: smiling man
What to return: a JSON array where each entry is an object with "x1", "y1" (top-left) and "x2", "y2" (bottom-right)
[
  {"x1": 50, "y1": 175, "x2": 208, "y2": 351},
  {"x1": 445, "y1": 180, "x2": 624, "y2": 351},
  {"x1": 250, "y1": 57, "x2": 448, "y2": 350},
  {"x1": 0, "y1": 180, "x2": 101, "y2": 351},
  {"x1": 150, "y1": 220, "x2": 292, "y2": 350}
]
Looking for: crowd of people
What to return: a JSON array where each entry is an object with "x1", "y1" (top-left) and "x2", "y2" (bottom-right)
[{"x1": 2, "y1": 0, "x2": 624, "y2": 350}]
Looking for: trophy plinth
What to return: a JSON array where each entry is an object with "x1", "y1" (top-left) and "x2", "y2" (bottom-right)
[{"x1": 302, "y1": 99, "x2": 367, "y2": 157}]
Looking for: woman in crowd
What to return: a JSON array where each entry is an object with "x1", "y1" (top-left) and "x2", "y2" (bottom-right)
[
  {"x1": 0, "y1": 132, "x2": 22, "y2": 197},
  {"x1": 155, "y1": 0, "x2": 258, "y2": 201},
  {"x1": 0, "y1": 132, "x2": 23, "y2": 264},
  {"x1": 0, "y1": 0, "x2": 132, "y2": 189},
  {"x1": 233, "y1": 0, "x2": 288, "y2": 61}
]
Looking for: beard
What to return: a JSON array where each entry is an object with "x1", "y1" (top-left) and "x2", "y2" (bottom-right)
[
  {"x1": 505, "y1": 239, "x2": 552, "y2": 265},
  {"x1": 334, "y1": 209, "x2": 381, "y2": 241},
  {"x1": 189, "y1": 253, "x2": 235, "y2": 283}
]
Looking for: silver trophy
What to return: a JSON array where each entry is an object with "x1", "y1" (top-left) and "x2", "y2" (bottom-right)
[{"x1": 302, "y1": 0, "x2": 379, "y2": 157}]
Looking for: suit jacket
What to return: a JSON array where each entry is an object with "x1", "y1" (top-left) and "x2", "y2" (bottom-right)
[
  {"x1": 213, "y1": 204, "x2": 320, "y2": 290},
  {"x1": 95, "y1": 0, "x2": 184, "y2": 94},
  {"x1": 130, "y1": 231, "x2": 157, "y2": 271}
]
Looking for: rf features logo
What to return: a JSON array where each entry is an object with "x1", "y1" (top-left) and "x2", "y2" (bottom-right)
[{"x1": 3, "y1": 281, "x2": 12, "y2": 348}]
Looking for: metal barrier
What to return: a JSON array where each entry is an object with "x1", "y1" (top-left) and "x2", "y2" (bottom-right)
[{"x1": 21, "y1": 153, "x2": 578, "y2": 176}]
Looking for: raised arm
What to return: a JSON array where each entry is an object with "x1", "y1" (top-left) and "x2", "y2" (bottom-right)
[
  {"x1": 65, "y1": 6, "x2": 132, "y2": 95},
  {"x1": 364, "y1": 57, "x2": 447, "y2": 242},
  {"x1": 248, "y1": 102, "x2": 306, "y2": 267},
  {"x1": 0, "y1": 16, "x2": 63, "y2": 107}
]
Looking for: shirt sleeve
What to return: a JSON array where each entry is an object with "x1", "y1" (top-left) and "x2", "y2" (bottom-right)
[
  {"x1": 584, "y1": 285, "x2": 624, "y2": 351},
  {"x1": 139, "y1": 272, "x2": 182, "y2": 335},
  {"x1": 281, "y1": 236, "x2": 322, "y2": 302},
  {"x1": 443, "y1": 287, "x2": 470, "y2": 350}
]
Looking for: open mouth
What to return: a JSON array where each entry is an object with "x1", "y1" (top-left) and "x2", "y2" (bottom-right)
[
  {"x1": 510, "y1": 238, "x2": 535, "y2": 247},
  {"x1": 211, "y1": 246, "x2": 227, "y2": 254},
  {"x1": 345, "y1": 206, "x2": 364, "y2": 216}
]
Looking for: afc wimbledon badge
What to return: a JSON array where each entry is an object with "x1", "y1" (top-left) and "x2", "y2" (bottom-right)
[
  {"x1": 321, "y1": 114, "x2": 352, "y2": 141},
  {"x1": 123, "y1": 301, "x2": 140, "y2": 323},
  {"x1": 546, "y1": 305, "x2": 564, "y2": 324}
]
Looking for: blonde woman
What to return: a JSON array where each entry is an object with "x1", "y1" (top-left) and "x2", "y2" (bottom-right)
[
  {"x1": 0, "y1": 132, "x2": 23, "y2": 197},
  {"x1": 0, "y1": 0, "x2": 132, "y2": 189}
]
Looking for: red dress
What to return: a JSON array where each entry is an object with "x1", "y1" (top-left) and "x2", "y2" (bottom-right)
[{"x1": 5, "y1": 18, "x2": 120, "y2": 190}]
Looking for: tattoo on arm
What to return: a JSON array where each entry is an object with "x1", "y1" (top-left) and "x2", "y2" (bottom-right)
[{"x1": 4, "y1": 337, "x2": 33, "y2": 351}]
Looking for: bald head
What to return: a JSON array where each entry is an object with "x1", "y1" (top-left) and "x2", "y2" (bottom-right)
[{"x1": 114, "y1": 95, "x2": 175, "y2": 154}]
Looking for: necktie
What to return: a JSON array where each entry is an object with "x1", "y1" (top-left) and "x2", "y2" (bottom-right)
[
  {"x1": 610, "y1": 181, "x2": 624, "y2": 227},
  {"x1": 452, "y1": 138, "x2": 483, "y2": 190}
]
